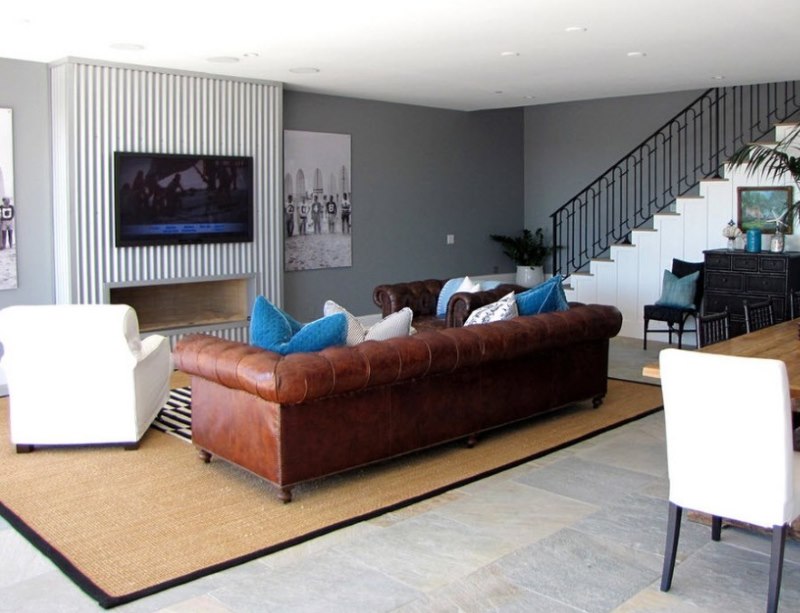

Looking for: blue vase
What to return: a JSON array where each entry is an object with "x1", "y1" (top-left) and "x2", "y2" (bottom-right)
[{"x1": 746, "y1": 229, "x2": 762, "y2": 253}]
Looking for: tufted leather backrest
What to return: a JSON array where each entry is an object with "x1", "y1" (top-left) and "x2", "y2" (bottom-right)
[
  {"x1": 174, "y1": 303, "x2": 622, "y2": 405},
  {"x1": 372, "y1": 279, "x2": 444, "y2": 318}
]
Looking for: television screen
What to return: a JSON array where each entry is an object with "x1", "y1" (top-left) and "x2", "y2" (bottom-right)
[{"x1": 114, "y1": 152, "x2": 254, "y2": 247}]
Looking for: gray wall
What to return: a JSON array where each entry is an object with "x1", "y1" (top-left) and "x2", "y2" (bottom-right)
[
  {"x1": 0, "y1": 58, "x2": 53, "y2": 308},
  {"x1": 523, "y1": 89, "x2": 704, "y2": 241},
  {"x1": 0, "y1": 59, "x2": 710, "y2": 326},
  {"x1": 283, "y1": 92, "x2": 525, "y2": 320}
]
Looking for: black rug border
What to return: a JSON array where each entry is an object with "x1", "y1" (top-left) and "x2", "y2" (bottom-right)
[
  {"x1": 608, "y1": 374, "x2": 661, "y2": 387},
  {"x1": 0, "y1": 385, "x2": 664, "y2": 609}
]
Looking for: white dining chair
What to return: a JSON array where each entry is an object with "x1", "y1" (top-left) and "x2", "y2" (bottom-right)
[{"x1": 659, "y1": 348, "x2": 800, "y2": 613}]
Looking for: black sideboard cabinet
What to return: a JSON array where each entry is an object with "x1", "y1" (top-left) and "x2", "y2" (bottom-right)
[{"x1": 703, "y1": 249, "x2": 800, "y2": 337}]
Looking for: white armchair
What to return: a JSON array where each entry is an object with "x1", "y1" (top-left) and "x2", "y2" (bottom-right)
[
  {"x1": 659, "y1": 348, "x2": 800, "y2": 613},
  {"x1": 0, "y1": 304, "x2": 172, "y2": 452}
]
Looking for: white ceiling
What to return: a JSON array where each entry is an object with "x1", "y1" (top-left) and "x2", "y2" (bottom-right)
[{"x1": 2, "y1": 0, "x2": 799, "y2": 112}]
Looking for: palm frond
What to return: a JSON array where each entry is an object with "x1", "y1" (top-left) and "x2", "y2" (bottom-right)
[{"x1": 728, "y1": 127, "x2": 800, "y2": 186}]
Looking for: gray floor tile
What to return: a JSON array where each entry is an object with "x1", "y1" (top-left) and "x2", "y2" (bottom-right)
[
  {"x1": 393, "y1": 564, "x2": 582, "y2": 612},
  {"x1": 572, "y1": 492, "x2": 709, "y2": 560},
  {"x1": 331, "y1": 512, "x2": 514, "y2": 592},
  {"x1": 515, "y1": 455, "x2": 660, "y2": 506},
  {"x1": 494, "y1": 527, "x2": 663, "y2": 613},
  {"x1": 574, "y1": 422, "x2": 668, "y2": 478},
  {"x1": 0, "y1": 529, "x2": 56, "y2": 590},
  {"x1": 208, "y1": 548, "x2": 421, "y2": 613},
  {"x1": 155, "y1": 595, "x2": 235, "y2": 613},
  {"x1": 429, "y1": 478, "x2": 598, "y2": 548},
  {"x1": 666, "y1": 540, "x2": 800, "y2": 612},
  {"x1": 0, "y1": 569, "x2": 100, "y2": 613}
]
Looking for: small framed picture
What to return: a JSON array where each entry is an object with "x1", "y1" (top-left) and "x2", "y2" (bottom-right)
[{"x1": 737, "y1": 186, "x2": 794, "y2": 234}]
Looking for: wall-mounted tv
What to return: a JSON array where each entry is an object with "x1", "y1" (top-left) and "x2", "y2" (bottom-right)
[{"x1": 114, "y1": 152, "x2": 254, "y2": 247}]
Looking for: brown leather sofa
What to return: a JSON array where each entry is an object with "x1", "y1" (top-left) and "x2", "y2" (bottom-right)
[
  {"x1": 372, "y1": 278, "x2": 529, "y2": 329},
  {"x1": 172, "y1": 303, "x2": 623, "y2": 502}
]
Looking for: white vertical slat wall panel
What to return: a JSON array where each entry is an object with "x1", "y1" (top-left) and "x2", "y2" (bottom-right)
[{"x1": 50, "y1": 59, "x2": 283, "y2": 342}]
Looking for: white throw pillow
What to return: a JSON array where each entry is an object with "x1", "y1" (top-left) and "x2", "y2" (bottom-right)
[
  {"x1": 464, "y1": 291, "x2": 518, "y2": 326},
  {"x1": 365, "y1": 307, "x2": 413, "y2": 341},
  {"x1": 323, "y1": 300, "x2": 367, "y2": 345},
  {"x1": 323, "y1": 300, "x2": 413, "y2": 345},
  {"x1": 455, "y1": 275, "x2": 482, "y2": 294},
  {"x1": 436, "y1": 276, "x2": 482, "y2": 317}
]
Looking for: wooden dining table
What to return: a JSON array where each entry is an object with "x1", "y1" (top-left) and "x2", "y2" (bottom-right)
[{"x1": 642, "y1": 318, "x2": 800, "y2": 397}]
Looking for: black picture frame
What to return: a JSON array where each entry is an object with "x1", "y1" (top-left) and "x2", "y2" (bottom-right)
[{"x1": 737, "y1": 186, "x2": 794, "y2": 234}]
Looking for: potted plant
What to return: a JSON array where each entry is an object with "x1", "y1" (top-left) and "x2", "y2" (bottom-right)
[
  {"x1": 489, "y1": 227, "x2": 554, "y2": 287},
  {"x1": 727, "y1": 124, "x2": 800, "y2": 252}
]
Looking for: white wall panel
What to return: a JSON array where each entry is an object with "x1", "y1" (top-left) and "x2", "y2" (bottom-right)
[{"x1": 50, "y1": 59, "x2": 282, "y2": 342}]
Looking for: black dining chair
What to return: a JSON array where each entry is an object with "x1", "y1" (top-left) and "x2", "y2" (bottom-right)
[
  {"x1": 790, "y1": 290, "x2": 800, "y2": 320},
  {"x1": 643, "y1": 259, "x2": 704, "y2": 350},
  {"x1": 744, "y1": 298, "x2": 775, "y2": 334},
  {"x1": 696, "y1": 309, "x2": 730, "y2": 348}
]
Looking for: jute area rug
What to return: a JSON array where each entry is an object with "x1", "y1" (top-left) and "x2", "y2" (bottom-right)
[{"x1": 0, "y1": 376, "x2": 663, "y2": 609}]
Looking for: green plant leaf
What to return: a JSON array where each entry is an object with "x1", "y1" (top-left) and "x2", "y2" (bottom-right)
[{"x1": 489, "y1": 227, "x2": 553, "y2": 266}]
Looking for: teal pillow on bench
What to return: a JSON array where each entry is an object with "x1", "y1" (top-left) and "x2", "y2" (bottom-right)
[
  {"x1": 250, "y1": 296, "x2": 346, "y2": 355},
  {"x1": 655, "y1": 270, "x2": 699, "y2": 309},
  {"x1": 515, "y1": 275, "x2": 570, "y2": 316}
]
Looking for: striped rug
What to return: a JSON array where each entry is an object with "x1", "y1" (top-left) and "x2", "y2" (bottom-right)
[{"x1": 150, "y1": 387, "x2": 192, "y2": 442}]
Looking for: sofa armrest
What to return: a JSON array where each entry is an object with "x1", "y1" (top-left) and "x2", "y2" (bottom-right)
[
  {"x1": 372, "y1": 279, "x2": 444, "y2": 318},
  {"x1": 446, "y1": 283, "x2": 529, "y2": 327}
]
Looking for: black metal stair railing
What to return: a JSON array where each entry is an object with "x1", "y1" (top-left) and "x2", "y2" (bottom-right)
[{"x1": 551, "y1": 81, "x2": 800, "y2": 277}]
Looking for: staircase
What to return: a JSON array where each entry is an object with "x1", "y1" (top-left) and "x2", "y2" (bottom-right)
[{"x1": 564, "y1": 123, "x2": 800, "y2": 341}]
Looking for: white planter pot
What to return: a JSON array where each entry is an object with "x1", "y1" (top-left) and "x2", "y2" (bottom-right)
[{"x1": 516, "y1": 265, "x2": 543, "y2": 288}]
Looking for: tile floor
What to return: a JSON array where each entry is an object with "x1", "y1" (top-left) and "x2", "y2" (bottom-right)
[{"x1": 2, "y1": 336, "x2": 800, "y2": 612}]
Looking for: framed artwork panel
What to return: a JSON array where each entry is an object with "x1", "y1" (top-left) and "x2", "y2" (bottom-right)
[
  {"x1": 0, "y1": 107, "x2": 17, "y2": 290},
  {"x1": 737, "y1": 186, "x2": 794, "y2": 234},
  {"x1": 283, "y1": 130, "x2": 352, "y2": 271}
]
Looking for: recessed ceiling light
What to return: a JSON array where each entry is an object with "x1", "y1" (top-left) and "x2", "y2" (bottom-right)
[
  {"x1": 523, "y1": 95, "x2": 536, "y2": 100},
  {"x1": 565, "y1": 26, "x2": 587, "y2": 33},
  {"x1": 243, "y1": 52, "x2": 260, "y2": 58},
  {"x1": 712, "y1": 75, "x2": 726, "y2": 80},
  {"x1": 289, "y1": 67, "x2": 321, "y2": 74},
  {"x1": 627, "y1": 51, "x2": 647, "y2": 58},
  {"x1": 207, "y1": 56, "x2": 240, "y2": 64},
  {"x1": 110, "y1": 43, "x2": 145, "y2": 51},
  {"x1": 500, "y1": 51, "x2": 520, "y2": 57}
]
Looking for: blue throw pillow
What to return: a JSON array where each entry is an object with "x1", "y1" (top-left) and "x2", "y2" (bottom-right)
[
  {"x1": 436, "y1": 277, "x2": 464, "y2": 318},
  {"x1": 515, "y1": 275, "x2": 570, "y2": 316},
  {"x1": 250, "y1": 296, "x2": 346, "y2": 355},
  {"x1": 283, "y1": 312, "x2": 347, "y2": 353},
  {"x1": 655, "y1": 270, "x2": 699, "y2": 309},
  {"x1": 281, "y1": 307, "x2": 304, "y2": 336},
  {"x1": 250, "y1": 295, "x2": 293, "y2": 349}
]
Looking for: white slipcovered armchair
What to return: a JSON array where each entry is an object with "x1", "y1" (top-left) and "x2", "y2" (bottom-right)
[{"x1": 0, "y1": 304, "x2": 172, "y2": 452}]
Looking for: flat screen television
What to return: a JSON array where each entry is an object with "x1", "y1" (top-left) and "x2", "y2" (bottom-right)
[{"x1": 114, "y1": 152, "x2": 254, "y2": 247}]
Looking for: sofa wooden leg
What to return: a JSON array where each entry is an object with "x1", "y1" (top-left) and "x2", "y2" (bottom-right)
[
  {"x1": 123, "y1": 441, "x2": 140, "y2": 451},
  {"x1": 466, "y1": 434, "x2": 478, "y2": 448},
  {"x1": 15, "y1": 444, "x2": 34, "y2": 453},
  {"x1": 198, "y1": 448, "x2": 212, "y2": 463},
  {"x1": 592, "y1": 394, "x2": 605, "y2": 408},
  {"x1": 279, "y1": 487, "x2": 293, "y2": 503}
]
